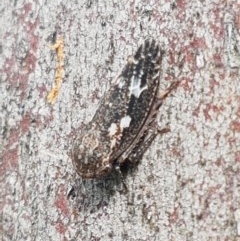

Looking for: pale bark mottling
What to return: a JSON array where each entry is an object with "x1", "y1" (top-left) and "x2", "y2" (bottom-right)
[{"x1": 1, "y1": 0, "x2": 240, "y2": 240}]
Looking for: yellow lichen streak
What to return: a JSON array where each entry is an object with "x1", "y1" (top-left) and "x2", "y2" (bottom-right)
[{"x1": 47, "y1": 38, "x2": 64, "y2": 104}]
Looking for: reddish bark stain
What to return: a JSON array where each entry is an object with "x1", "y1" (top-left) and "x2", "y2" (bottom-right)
[
  {"x1": 202, "y1": 105, "x2": 212, "y2": 121},
  {"x1": 2, "y1": 2, "x2": 40, "y2": 97},
  {"x1": 37, "y1": 84, "x2": 48, "y2": 98},
  {"x1": 186, "y1": 51, "x2": 195, "y2": 65},
  {"x1": 20, "y1": 113, "x2": 31, "y2": 134},
  {"x1": 24, "y1": 52, "x2": 37, "y2": 73},
  {"x1": 178, "y1": 38, "x2": 206, "y2": 73},
  {"x1": 175, "y1": 0, "x2": 186, "y2": 20},
  {"x1": 212, "y1": 53, "x2": 224, "y2": 68},
  {"x1": 190, "y1": 37, "x2": 207, "y2": 49},
  {"x1": 7, "y1": 128, "x2": 20, "y2": 148},
  {"x1": 1, "y1": 148, "x2": 19, "y2": 176},
  {"x1": 209, "y1": 78, "x2": 220, "y2": 94},
  {"x1": 210, "y1": 104, "x2": 221, "y2": 114},
  {"x1": 210, "y1": 7, "x2": 224, "y2": 40},
  {"x1": 227, "y1": 136, "x2": 237, "y2": 150},
  {"x1": 202, "y1": 103, "x2": 221, "y2": 121},
  {"x1": 180, "y1": 77, "x2": 192, "y2": 92},
  {"x1": 176, "y1": 0, "x2": 186, "y2": 9},
  {"x1": 193, "y1": 103, "x2": 201, "y2": 117},
  {"x1": 171, "y1": 147, "x2": 182, "y2": 158},
  {"x1": 180, "y1": 45, "x2": 196, "y2": 69},
  {"x1": 230, "y1": 120, "x2": 240, "y2": 132},
  {"x1": 18, "y1": 3, "x2": 33, "y2": 23},
  {"x1": 3, "y1": 58, "x2": 16, "y2": 83},
  {"x1": 55, "y1": 219, "x2": 67, "y2": 235},
  {"x1": 27, "y1": 19, "x2": 40, "y2": 52},
  {"x1": 215, "y1": 157, "x2": 222, "y2": 167},
  {"x1": 236, "y1": 12, "x2": 240, "y2": 30},
  {"x1": 169, "y1": 206, "x2": 179, "y2": 224},
  {"x1": 209, "y1": 21, "x2": 224, "y2": 40},
  {"x1": 235, "y1": 152, "x2": 240, "y2": 163},
  {"x1": 54, "y1": 185, "x2": 70, "y2": 217},
  {"x1": 168, "y1": 40, "x2": 178, "y2": 65}
]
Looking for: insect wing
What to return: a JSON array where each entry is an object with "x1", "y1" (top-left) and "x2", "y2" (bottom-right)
[{"x1": 92, "y1": 40, "x2": 163, "y2": 161}]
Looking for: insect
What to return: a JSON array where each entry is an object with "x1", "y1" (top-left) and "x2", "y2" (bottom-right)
[{"x1": 72, "y1": 39, "x2": 178, "y2": 179}]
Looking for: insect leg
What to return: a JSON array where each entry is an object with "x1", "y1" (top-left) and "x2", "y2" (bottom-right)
[
  {"x1": 127, "y1": 127, "x2": 170, "y2": 164},
  {"x1": 158, "y1": 81, "x2": 179, "y2": 101}
]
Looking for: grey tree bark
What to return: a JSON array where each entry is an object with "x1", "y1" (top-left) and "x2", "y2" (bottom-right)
[{"x1": 1, "y1": 0, "x2": 240, "y2": 240}]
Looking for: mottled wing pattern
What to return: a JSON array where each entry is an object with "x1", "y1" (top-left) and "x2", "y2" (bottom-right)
[
  {"x1": 72, "y1": 40, "x2": 164, "y2": 178},
  {"x1": 108, "y1": 40, "x2": 162, "y2": 160}
]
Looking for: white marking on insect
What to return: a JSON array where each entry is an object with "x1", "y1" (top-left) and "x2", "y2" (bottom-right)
[
  {"x1": 108, "y1": 123, "x2": 118, "y2": 136},
  {"x1": 110, "y1": 138, "x2": 117, "y2": 149},
  {"x1": 127, "y1": 56, "x2": 138, "y2": 64},
  {"x1": 118, "y1": 78, "x2": 125, "y2": 89},
  {"x1": 120, "y1": 115, "x2": 132, "y2": 129},
  {"x1": 129, "y1": 76, "x2": 148, "y2": 98}
]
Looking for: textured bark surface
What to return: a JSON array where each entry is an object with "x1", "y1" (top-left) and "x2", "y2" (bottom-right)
[{"x1": 1, "y1": 0, "x2": 240, "y2": 240}]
